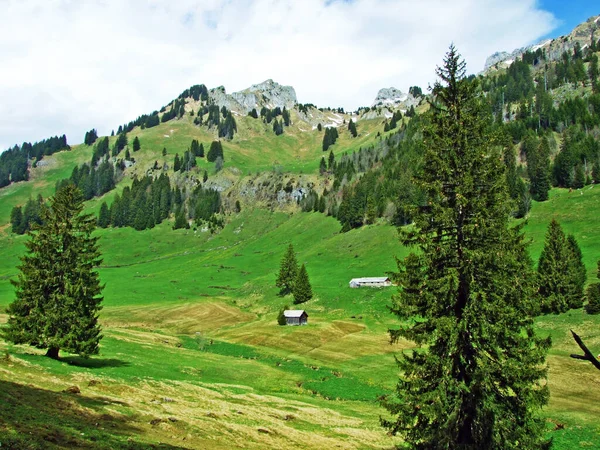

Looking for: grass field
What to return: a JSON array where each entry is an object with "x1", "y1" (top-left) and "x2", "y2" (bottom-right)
[
  {"x1": 2, "y1": 116, "x2": 600, "y2": 448},
  {"x1": 2, "y1": 185, "x2": 600, "y2": 448}
]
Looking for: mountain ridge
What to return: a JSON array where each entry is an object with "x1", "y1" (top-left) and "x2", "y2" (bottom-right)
[{"x1": 483, "y1": 13, "x2": 600, "y2": 72}]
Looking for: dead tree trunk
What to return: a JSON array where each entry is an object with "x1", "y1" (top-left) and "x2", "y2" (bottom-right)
[{"x1": 570, "y1": 330, "x2": 600, "y2": 371}]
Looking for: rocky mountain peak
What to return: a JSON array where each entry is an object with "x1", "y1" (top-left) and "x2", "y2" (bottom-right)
[
  {"x1": 207, "y1": 79, "x2": 297, "y2": 114},
  {"x1": 370, "y1": 87, "x2": 420, "y2": 112}
]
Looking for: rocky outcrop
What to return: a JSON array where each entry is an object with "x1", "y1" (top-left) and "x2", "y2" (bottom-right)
[
  {"x1": 234, "y1": 79, "x2": 297, "y2": 111},
  {"x1": 372, "y1": 87, "x2": 408, "y2": 107},
  {"x1": 207, "y1": 79, "x2": 297, "y2": 114},
  {"x1": 483, "y1": 51, "x2": 512, "y2": 71},
  {"x1": 361, "y1": 87, "x2": 420, "y2": 119}
]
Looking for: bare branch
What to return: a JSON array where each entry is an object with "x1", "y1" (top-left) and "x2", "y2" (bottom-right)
[{"x1": 570, "y1": 330, "x2": 600, "y2": 371}]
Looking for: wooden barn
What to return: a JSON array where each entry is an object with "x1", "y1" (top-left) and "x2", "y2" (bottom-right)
[
  {"x1": 283, "y1": 310, "x2": 308, "y2": 326},
  {"x1": 349, "y1": 277, "x2": 392, "y2": 288}
]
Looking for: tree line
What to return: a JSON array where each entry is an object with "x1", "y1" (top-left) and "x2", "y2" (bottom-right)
[{"x1": 0, "y1": 135, "x2": 69, "y2": 187}]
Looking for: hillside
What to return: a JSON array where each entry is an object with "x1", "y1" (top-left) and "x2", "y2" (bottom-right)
[{"x1": 2, "y1": 16, "x2": 600, "y2": 449}]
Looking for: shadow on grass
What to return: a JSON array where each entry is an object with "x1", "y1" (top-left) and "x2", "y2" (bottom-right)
[
  {"x1": 61, "y1": 356, "x2": 130, "y2": 369},
  {"x1": 0, "y1": 380, "x2": 188, "y2": 449}
]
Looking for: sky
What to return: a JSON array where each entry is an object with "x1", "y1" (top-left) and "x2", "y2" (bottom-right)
[{"x1": 0, "y1": 0, "x2": 598, "y2": 151}]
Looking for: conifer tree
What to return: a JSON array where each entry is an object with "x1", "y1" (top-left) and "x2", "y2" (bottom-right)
[
  {"x1": 328, "y1": 150, "x2": 335, "y2": 171},
  {"x1": 277, "y1": 305, "x2": 289, "y2": 325},
  {"x1": 292, "y1": 263, "x2": 312, "y2": 304},
  {"x1": 382, "y1": 46, "x2": 550, "y2": 449},
  {"x1": 207, "y1": 141, "x2": 224, "y2": 162},
  {"x1": 3, "y1": 184, "x2": 104, "y2": 359},
  {"x1": 276, "y1": 243, "x2": 299, "y2": 295},
  {"x1": 97, "y1": 201, "x2": 110, "y2": 228},
  {"x1": 282, "y1": 107, "x2": 290, "y2": 126},
  {"x1": 573, "y1": 164, "x2": 586, "y2": 189},
  {"x1": 319, "y1": 157, "x2": 327, "y2": 174},
  {"x1": 586, "y1": 261, "x2": 600, "y2": 314},
  {"x1": 132, "y1": 136, "x2": 141, "y2": 152},
  {"x1": 529, "y1": 137, "x2": 551, "y2": 202},
  {"x1": 173, "y1": 207, "x2": 189, "y2": 230},
  {"x1": 348, "y1": 119, "x2": 357, "y2": 137},
  {"x1": 538, "y1": 220, "x2": 586, "y2": 313},
  {"x1": 10, "y1": 206, "x2": 24, "y2": 234}
]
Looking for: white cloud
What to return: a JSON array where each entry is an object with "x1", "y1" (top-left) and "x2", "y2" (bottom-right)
[{"x1": 0, "y1": 0, "x2": 556, "y2": 150}]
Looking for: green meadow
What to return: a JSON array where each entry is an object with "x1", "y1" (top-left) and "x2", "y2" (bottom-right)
[{"x1": 1, "y1": 184, "x2": 600, "y2": 448}]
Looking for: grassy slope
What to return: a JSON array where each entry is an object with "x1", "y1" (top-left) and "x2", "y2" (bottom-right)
[
  {"x1": 1, "y1": 189, "x2": 600, "y2": 447},
  {"x1": 1, "y1": 115, "x2": 600, "y2": 447},
  {"x1": 123, "y1": 110, "x2": 386, "y2": 179}
]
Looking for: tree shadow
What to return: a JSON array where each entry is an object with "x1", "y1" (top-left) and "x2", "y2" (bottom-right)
[
  {"x1": 0, "y1": 380, "x2": 188, "y2": 449},
  {"x1": 61, "y1": 356, "x2": 130, "y2": 369}
]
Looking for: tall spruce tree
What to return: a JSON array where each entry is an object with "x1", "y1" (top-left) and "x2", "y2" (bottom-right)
[
  {"x1": 276, "y1": 244, "x2": 299, "y2": 295},
  {"x1": 538, "y1": 219, "x2": 586, "y2": 313},
  {"x1": 3, "y1": 184, "x2": 104, "y2": 359},
  {"x1": 292, "y1": 263, "x2": 312, "y2": 304},
  {"x1": 97, "y1": 201, "x2": 110, "y2": 228},
  {"x1": 381, "y1": 46, "x2": 550, "y2": 449}
]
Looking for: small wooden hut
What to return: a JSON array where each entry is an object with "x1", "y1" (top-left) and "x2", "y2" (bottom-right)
[{"x1": 283, "y1": 310, "x2": 308, "y2": 326}]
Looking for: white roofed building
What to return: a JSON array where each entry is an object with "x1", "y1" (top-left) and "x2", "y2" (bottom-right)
[{"x1": 349, "y1": 277, "x2": 392, "y2": 288}]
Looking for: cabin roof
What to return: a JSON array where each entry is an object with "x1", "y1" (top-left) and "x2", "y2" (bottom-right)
[
  {"x1": 350, "y1": 277, "x2": 390, "y2": 283},
  {"x1": 284, "y1": 310, "x2": 307, "y2": 318}
]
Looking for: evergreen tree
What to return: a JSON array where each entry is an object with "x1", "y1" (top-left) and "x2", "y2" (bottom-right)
[
  {"x1": 276, "y1": 244, "x2": 299, "y2": 295},
  {"x1": 348, "y1": 119, "x2": 357, "y2": 137},
  {"x1": 573, "y1": 164, "x2": 586, "y2": 189},
  {"x1": 381, "y1": 46, "x2": 549, "y2": 449},
  {"x1": 173, "y1": 207, "x2": 189, "y2": 230},
  {"x1": 3, "y1": 185, "x2": 103, "y2": 359},
  {"x1": 292, "y1": 263, "x2": 312, "y2": 304},
  {"x1": 277, "y1": 305, "x2": 289, "y2": 325},
  {"x1": 587, "y1": 283, "x2": 600, "y2": 314},
  {"x1": 282, "y1": 107, "x2": 290, "y2": 126},
  {"x1": 97, "y1": 202, "x2": 110, "y2": 228},
  {"x1": 537, "y1": 219, "x2": 586, "y2": 313},
  {"x1": 273, "y1": 118, "x2": 284, "y2": 135},
  {"x1": 328, "y1": 150, "x2": 335, "y2": 171},
  {"x1": 207, "y1": 141, "x2": 224, "y2": 162},
  {"x1": 10, "y1": 205, "x2": 25, "y2": 234},
  {"x1": 531, "y1": 137, "x2": 551, "y2": 202},
  {"x1": 162, "y1": 147, "x2": 167, "y2": 157},
  {"x1": 174, "y1": 154, "x2": 181, "y2": 172},
  {"x1": 132, "y1": 136, "x2": 141, "y2": 152},
  {"x1": 319, "y1": 157, "x2": 327, "y2": 174},
  {"x1": 203, "y1": 170, "x2": 208, "y2": 183},
  {"x1": 586, "y1": 261, "x2": 600, "y2": 314},
  {"x1": 84, "y1": 129, "x2": 98, "y2": 146}
]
